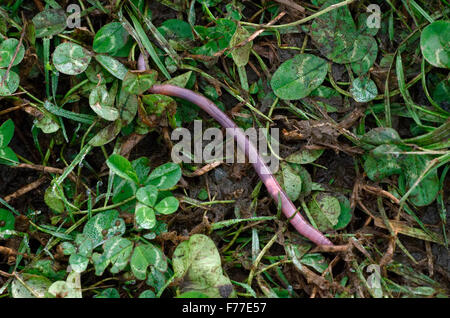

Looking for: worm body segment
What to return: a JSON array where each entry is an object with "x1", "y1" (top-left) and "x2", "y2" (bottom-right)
[{"x1": 148, "y1": 84, "x2": 333, "y2": 246}]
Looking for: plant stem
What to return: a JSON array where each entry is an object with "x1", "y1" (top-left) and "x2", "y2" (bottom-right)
[{"x1": 240, "y1": 0, "x2": 355, "y2": 30}]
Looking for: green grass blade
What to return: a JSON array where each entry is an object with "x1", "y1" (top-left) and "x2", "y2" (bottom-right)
[{"x1": 127, "y1": 10, "x2": 171, "y2": 79}]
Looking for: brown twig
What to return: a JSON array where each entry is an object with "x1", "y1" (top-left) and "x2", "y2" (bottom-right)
[
  {"x1": 0, "y1": 246, "x2": 33, "y2": 259},
  {"x1": 311, "y1": 244, "x2": 351, "y2": 253},
  {"x1": 425, "y1": 241, "x2": 434, "y2": 277},
  {"x1": 33, "y1": 0, "x2": 44, "y2": 11},
  {"x1": 14, "y1": 163, "x2": 68, "y2": 176},
  {"x1": 350, "y1": 237, "x2": 375, "y2": 262},
  {"x1": 12, "y1": 163, "x2": 79, "y2": 184},
  {"x1": 310, "y1": 255, "x2": 341, "y2": 298},
  {"x1": 275, "y1": 0, "x2": 306, "y2": 13},
  {"x1": 213, "y1": 11, "x2": 287, "y2": 58},
  {"x1": 0, "y1": 103, "x2": 28, "y2": 116},
  {"x1": 119, "y1": 133, "x2": 146, "y2": 158},
  {"x1": 183, "y1": 161, "x2": 223, "y2": 177},
  {"x1": 4, "y1": 176, "x2": 47, "y2": 203},
  {"x1": 0, "y1": 269, "x2": 14, "y2": 278},
  {"x1": 362, "y1": 184, "x2": 400, "y2": 205},
  {"x1": 296, "y1": 263, "x2": 347, "y2": 294}
]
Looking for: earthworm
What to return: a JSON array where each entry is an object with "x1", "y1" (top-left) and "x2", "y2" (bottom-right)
[{"x1": 138, "y1": 54, "x2": 333, "y2": 246}]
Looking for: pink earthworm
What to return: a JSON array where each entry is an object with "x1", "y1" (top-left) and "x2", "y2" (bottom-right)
[{"x1": 138, "y1": 54, "x2": 333, "y2": 246}]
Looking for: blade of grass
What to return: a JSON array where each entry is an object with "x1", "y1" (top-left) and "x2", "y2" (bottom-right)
[
  {"x1": 231, "y1": 280, "x2": 257, "y2": 298},
  {"x1": 421, "y1": 59, "x2": 450, "y2": 114},
  {"x1": 126, "y1": 10, "x2": 171, "y2": 79},
  {"x1": 211, "y1": 216, "x2": 276, "y2": 230},
  {"x1": 55, "y1": 144, "x2": 92, "y2": 187},
  {"x1": 373, "y1": 216, "x2": 445, "y2": 245},
  {"x1": 237, "y1": 66, "x2": 249, "y2": 92},
  {"x1": 241, "y1": 0, "x2": 355, "y2": 30},
  {"x1": 385, "y1": 0, "x2": 413, "y2": 32},
  {"x1": 43, "y1": 100, "x2": 96, "y2": 124},
  {"x1": 398, "y1": 152, "x2": 450, "y2": 209},
  {"x1": 403, "y1": 119, "x2": 450, "y2": 147},
  {"x1": 43, "y1": 37, "x2": 50, "y2": 98},
  {"x1": 396, "y1": 54, "x2": 435, "y2": 131},
  {"x1": 127, "y1": 2, "x2": 180, "y2": 65},
  {"x1": 437, "y1": 165, "x2": 449, "y2": 247},
  {"x1": 409, "y1": 0, "x2": 434, "y2": 23},
  {"x1": 248, "y1": 227, "x2": 284, "y2": 286},
  {"x1": 377, "y1": 197, "x2": 418, "y2": 264}
]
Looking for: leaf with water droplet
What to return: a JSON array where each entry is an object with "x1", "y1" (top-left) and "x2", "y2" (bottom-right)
[
  {"x1": 164, "y1": 71, "x2": 193, "y2": 88},
  {"x1": 85, "y1": 62, "x2": 115, "y2": 84},
  {"x1": 82, "y1": 210, "x2": 125, "y2": 247},
  {"x1": 307, "y1": 193, "x2": 341, "y2": 231},
  {"x1": 350, "y1": 77, "x2": 378, "y2": 102},
  {"x1": 286, "y1": 148, "x2": 324, "y2": 165},
  {"x1": 351, "y1": 35, "x2": 378, "y2": 75},
  {"x1": 0, "y1": 38, "x2": 25, "y2": 67},
  {"x1": 93, "y1": 237, "x2": 133, "y2": 275},
  {"x1": 34, "y1": 112, "x2": 60, "y2": 134},
  {"x1": 275, "y1": 161, "x2": 302, "y2": 202},
  {"x1": 334, "y1": 195, "x2": 352, "y2": 230},
  {"x1": 230, "y1": 25, "x2": 252, "y2": 67},
  {"x1": 47, "y1": 271, "x2": 82, "y2": 298},
  {"x1": 122, "y1": 70, "x2": 158, "y2": 95},
  {"x1": 106, "y1": 154, "x2": 139, "y2": 184},
  {"x1": 289, "y1": 163, "x2": 313, "y2": 198},
  {"x1": 145, "y1": 162, "x2": 181, "y2": 190},
  {"x1": 44, "y1": 185, "x2": 65, "y2": 213},
  {"x1": 89, "y1": 85, "x2": 119, "y2": 121},
  {"x1": 0, "y1": 208, "x2": 14, "y2": 239},
  {"x1": 154, "y1": 196, "x2": 179, "y2": 215},
  {"x1": 32, "y1": 8, "x2": 67, "y2": 38},
  {"x1": 364, "y1": 144, "x2": 403, "y2": 181},
  {"x1": 172, "y1": 234, "x2": 235, "y2": 298},
  {"x1": 116, "y1": 86, "x2": 138, "y2": 126},
  {"x1": 88, "y1": 120, "x2": 122, "y2": 147},
  {"x1": 131, "y1": 244, "x2": 167, "y2": 280},
  {"x1": 136, "y1": 184, "x2": 158, "y2": 207},
  {"x1": 95, "y1": 54, "x2": 128, "y2": 80},
  {"x1": 0, "y1": 147, "x2": 18, "y2": 166},
  {"x1": 361, "y1": 127, "x2": 402, "y2": 146},
  {"x1": 310, "y1": 0, "x2": 366, "y2": 64},
  {"x1": 69, "y1": 254, "x2": 89, "y2": 273},
  {"x1": 93, "y1": 22, "x2": 130, "y2": 54},
  {"x1": 399, "y1": 155, "x2": 439, "y2": 207},
  {"x1": 0, "y1": 69, "x2": 19, "y2": 96},
  {"x1": 53, "y1": 42, "x2": 92, "y2": 75},
  {"x1": 11, "y1": 274, "x2": 52, "y2": 298},
  {"x1": 0, "y1": 119, "x2": 14, "y2": 148},
  {"x1": 135, "y1": 203, "x2": 156, "y2": 230},
  {"x1": 420, "y1": 20, "x2": 450, "y2": 69},
  {"x1": 271, "y1": 54, "x2": 328, "y2": 100}
]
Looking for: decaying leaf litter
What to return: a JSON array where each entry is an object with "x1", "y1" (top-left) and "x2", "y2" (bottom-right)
[{"x1": 0, "y1": 0, "x2": 449, "y2": 298}]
